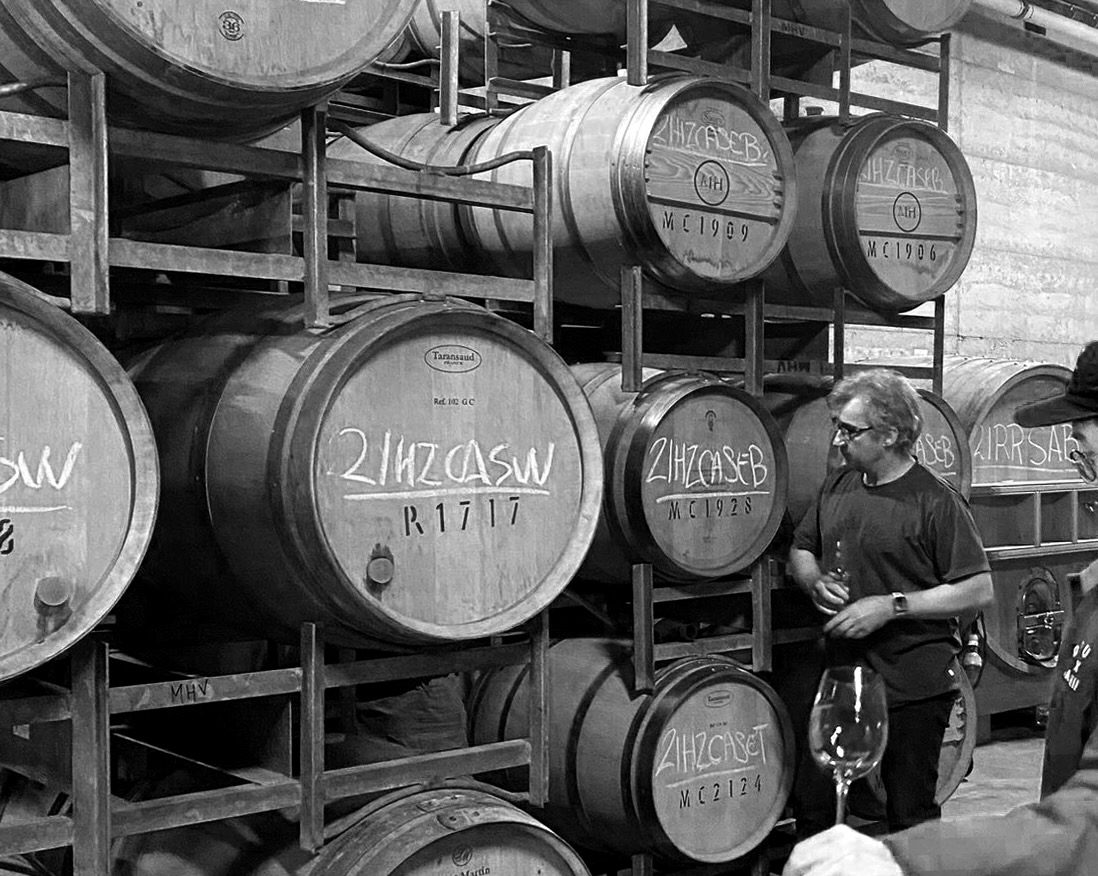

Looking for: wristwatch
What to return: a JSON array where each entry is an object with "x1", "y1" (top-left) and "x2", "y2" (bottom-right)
[{"x1": 891, "y1": 591, "x2": 909, "y2": 616}]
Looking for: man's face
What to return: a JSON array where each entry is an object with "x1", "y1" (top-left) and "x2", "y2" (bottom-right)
[
  {"x1": 832, "y1": 396, "x2": 891, "y2": 475},
  {"x1": 1070, "y1": 417, "x2": 1098, "y2": 482}
]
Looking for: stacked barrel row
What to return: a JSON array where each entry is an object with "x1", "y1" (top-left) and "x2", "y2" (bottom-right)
[
  {"x1": 336, "y1": 72, "x2": 977, "y2": 313},
  {"x1": 0, "y1": 2, "x2": 980, "y2": 873}
]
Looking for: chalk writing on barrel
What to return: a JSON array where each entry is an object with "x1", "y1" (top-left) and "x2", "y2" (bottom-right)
[
  {"x1": 646, "y1": 438, "x2": 769, "y2": 489},
  {"x1": 859, "y1": 155, "x2": 947, "y2": 193},
  {"x1": 971, "y1": 422, "x2": 1079, "y2": 476},
  {"x1": 655, "y1": 723, "x2": 771, "y2": 781},
  {"x1": 650, "y1": 114, "x2": 771, "y2": 166},
  {"x1": 0, "y1": 440, "x2": 81, "y2": 514},
  {"x1": 332, "y1": 428, "x2": 556, "y2": 499},
  {"x1": 914, "y1": 433, "x2": 957, "y2": 477}
]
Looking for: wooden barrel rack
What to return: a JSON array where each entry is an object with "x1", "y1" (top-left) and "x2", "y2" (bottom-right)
[{"x1": 0, "y1": 2, "x2": 975, "y2": 875}]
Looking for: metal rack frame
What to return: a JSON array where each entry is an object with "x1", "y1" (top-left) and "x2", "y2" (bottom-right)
[
  {"x1": 0, "y1": 617, "x2": 550, "y2": 874},
  {"x1": 0, "y1": 62, "x2": 561, "y2": 875},
  {"x1": 0, "y1": 68, "x2": 554, "y2": 338}
]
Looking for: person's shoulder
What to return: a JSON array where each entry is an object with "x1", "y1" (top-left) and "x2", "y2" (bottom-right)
[
  {"x1": 909, "y1": 461, "x2": 964, "y2": 498},
  {"x1": 822, "y1": 465, "x2": 860, "y2": 491}
]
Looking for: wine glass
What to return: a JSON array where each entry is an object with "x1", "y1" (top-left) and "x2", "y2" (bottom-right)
[{"x1": 808, "y1": 664, "x2": 889, "y2": 825}]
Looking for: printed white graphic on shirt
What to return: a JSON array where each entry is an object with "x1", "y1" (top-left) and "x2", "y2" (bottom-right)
[{"x1": 1064, "y1": 640, "x2": 1092, "y2": 692}]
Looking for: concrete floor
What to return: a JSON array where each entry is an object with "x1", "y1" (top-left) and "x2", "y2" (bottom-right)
[{"x1": 942, "y1": 719, "x2": 1045, "y2": 820}]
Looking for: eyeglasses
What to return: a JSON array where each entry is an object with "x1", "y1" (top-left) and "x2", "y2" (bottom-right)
[
  {"x1": 833, "y1": 420, "x2": 875, "y2": 441},
  {"x1": 1070, "y1": 449, "x2": 1098, "y2": 483}
]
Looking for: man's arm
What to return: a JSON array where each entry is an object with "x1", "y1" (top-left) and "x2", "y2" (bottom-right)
[{"x1": 825, "y1": 571, "x2": 993, "y2": 639}]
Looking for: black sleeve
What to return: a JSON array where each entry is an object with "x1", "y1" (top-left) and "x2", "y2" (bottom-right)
[
  {"x1": 885, "y1": 717, "x2": 1098, "y2": 876},
  {"x1": 929, "y1": 486, "x2": 991, "y2": 583}
]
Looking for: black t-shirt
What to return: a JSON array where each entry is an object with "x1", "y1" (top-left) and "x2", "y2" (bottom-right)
[{"x1": 793, "y1": 462, "x2": 990, "y2": 704}]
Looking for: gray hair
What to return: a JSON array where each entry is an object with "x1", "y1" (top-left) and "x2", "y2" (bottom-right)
[{"x1": 829, "y1": 368, "x2": 922, "y2": 454}]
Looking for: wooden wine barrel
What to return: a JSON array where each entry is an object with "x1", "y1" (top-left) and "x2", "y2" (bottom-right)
[
  {"x1": 316, "y1": 785, "x2": 592, "y2": 876},
  {"x1": 123, "y1": 294, "x2": 602, "y2": 648},
  {"x1": 0, "y1": 273, "x2": 158, "y2": 683},
  {"x1": 329, "y1": 113, "x2": 498, "y2": 272},
  {"x1": 762, "y1": 114, "x2": 977, "y2": 312},
  {"x1": 377, "y1": 0, "x2": 547, "y2": 83},
  {"x1": 374, "y1": 0, "x2": 631, "y2": 85},
  {"x1": 674, "y1": 0, "x2": 971, "y2": 50},
  {"x1": 937, "y1": 357, "x2": 1078, "y2": 676},
  {"x1": 109, "y1": 779, "x2": 593, "y2": 876},
  {"x1": 762, "y1": 373, "x2": 971, "y2": 527},
  {"x1": 573, "y1": 364, "x2": 788, "y2": 582},
  {"x1": 0, "y1": 0, "x2": 418, "y2": 138},
  {"x1": 468, "y1": 637, "x2": 795, "y2": 865},
  {"x1": 463, "y1": 75, "x2": 798, "y2": 307},
  {"x1": 931, "y1": 358, "x2": 1077, "y2": 487}
]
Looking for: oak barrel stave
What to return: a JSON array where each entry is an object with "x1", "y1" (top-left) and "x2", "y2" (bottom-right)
[{"x1": 328, "y1": 112, "x2": 497, "y2": 272}]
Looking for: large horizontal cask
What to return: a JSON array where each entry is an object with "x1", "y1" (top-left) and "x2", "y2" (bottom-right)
[
  {"x1": 0, "y1": 0, "x2": 418, "y2": 138},
  {"x1": 123, "y1": 294, "x2": 602, "y2": 647}
]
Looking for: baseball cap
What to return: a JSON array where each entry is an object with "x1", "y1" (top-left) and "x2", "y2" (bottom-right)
[{"x1": 1014, "y1": 341, "x2": 1098, "y2": 428}]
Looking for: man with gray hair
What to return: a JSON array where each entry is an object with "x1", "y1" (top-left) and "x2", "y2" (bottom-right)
[
  {"x1": 788, "y1": 368, "x2": 994, "y2": 837},
  {"x1": 784, "y1": 344, "x2": 1098, "y2": 876}
]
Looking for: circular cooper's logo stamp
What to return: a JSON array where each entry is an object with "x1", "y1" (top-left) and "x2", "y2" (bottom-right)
[
  {"x1": 451, "y1": 846, "x2": 473, "y2": 866},
  {"x1": 892, "y1": 192, "x2": 922, "y2": 232},
  {"x1": 694, "y1": 160, "x2": 730, "y2": 207},
  {"x1": 218, "y1": 11, "x2": 244, "y2": 41}
]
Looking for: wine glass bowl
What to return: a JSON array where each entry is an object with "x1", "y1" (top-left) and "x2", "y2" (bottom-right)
[{"x1": 808, "y1": 664, "x2": 889, "y2": 825}]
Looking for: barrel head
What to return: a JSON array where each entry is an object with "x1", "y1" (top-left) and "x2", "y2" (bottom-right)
[
  {"x1": 0, "y1": 277, "x2": 157, "y2": 681},
  {"x1": 310, "y1": 316, "x2": 597, "y2": 641}
]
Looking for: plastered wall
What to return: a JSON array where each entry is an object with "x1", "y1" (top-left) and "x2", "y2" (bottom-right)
[{"x1": 847, "y1": 8, "x2": 1098, "y2": 367}]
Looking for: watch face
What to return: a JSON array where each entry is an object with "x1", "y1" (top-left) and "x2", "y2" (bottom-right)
[{"x1": 894, "y1": 593, "x2": 909, "y2": 614}]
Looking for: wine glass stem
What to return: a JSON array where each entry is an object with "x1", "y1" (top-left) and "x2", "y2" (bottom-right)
[{"x1": 834, "y1": 775, "x2": 849, "y2": 825}]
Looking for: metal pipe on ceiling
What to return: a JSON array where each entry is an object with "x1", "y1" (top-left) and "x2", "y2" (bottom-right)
[{"x1": 971, "y1": 0, "x2": 1098, "y2": 53}]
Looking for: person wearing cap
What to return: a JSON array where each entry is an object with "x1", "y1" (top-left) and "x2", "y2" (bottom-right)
[
  {"x1": 783, "y1": 341, "x2": 1098, "y2": 876},
  {"x1": 787, "y1": 368, "x2": 994, "y2": 839}
]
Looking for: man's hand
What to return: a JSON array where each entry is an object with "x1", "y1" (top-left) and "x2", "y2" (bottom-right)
[
  {"x1": 782, "y1": 825, "x2": 903, "y2": 876},
  {"x1": 824, "y1": 595, "x2": 893, "y2": 639},
  {"x1": 809, "y1": 572, "x2": 850, "y2": 616}
]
